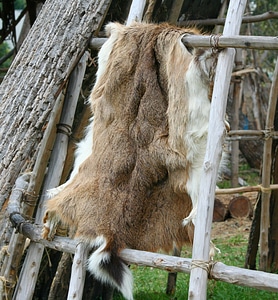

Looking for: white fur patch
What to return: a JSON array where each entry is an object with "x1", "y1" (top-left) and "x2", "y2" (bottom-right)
[
  {"x1": 87, "y1": 236, "x2": 134, "y2": 300},
  {"x1": 182, "y1": 58, "x2": 211, "y2": 225},
  {"x1": 182, "y1": 50, "x2": 227, "y2": 225},
  {"x1": 96, "y1": 23, "x2": 120, "y2": 83},
  {"x1": 46, "y1": 24, "x2": 118, "y2": 199},
  {"x1": 43, "y1": 211, "x2": 60, "y2": 240}
]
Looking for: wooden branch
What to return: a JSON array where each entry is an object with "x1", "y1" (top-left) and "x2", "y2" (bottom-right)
[
  {"x1": 259, "y1": 55, "x2": 278, "y2": 271},
  {"x1": 178, "y1": 11, "x2": 278, "y2": 27},
  {"x1": 13, "y1": 52, "x2": 89, "y2": 300},
  {"x1": 8, "y1": 216, "x2": 278, "y2": 293},
  {"x1": 181, "y1": 35, "x2": 278, "y2": 50},
  {"x1": 211, "y1": 262, "x2": 278, "y2": 293},
  {"x1": 216, "y1": 184, "x2": 278, "y2": 195},
  {"x1": 67, "y1": 243, "x2": 88, "y2": 300},
  {"x1": 228, "y1": 130, "x2": 276, "y2": 137},
  {"x1": 90, "y1": 35, "x2": 278, "y2": 51},
  {"x1": 0, "y1": 96, "x2": 64, "y2": 299},
  {"x1": 226, "y1": 129, "x2": 278, "y2": 141},
  {"x1": 188, "y1": 1, "x2": 247, "y2": 299},
  {"x1": 214, "y1": 0, "x2": 228, "y2": 34},
  {"x1": 231, "y1": 50, "x2": 243, "y2": 187},
  {"x1": 168, "y1": 0, "x2": 184, "y2": 24},
  {"x1": 0, "y1": 49, "x2": 15, "y2": 66},
  {"x1": 232, "y1": 67, "x2": 258, "y2": 76},
  {"x1": 126, "y1": 0, "x2": 146, "y2": 24},
  {"x1": 6, "y1": 174, "x2": 30, "y2": 215},
  {"x1": 0, "y1": 175, "x2": 31, "y2": 293},
  {"x1": 0, "y1": 8, "x2": 27, "y2": 43}
]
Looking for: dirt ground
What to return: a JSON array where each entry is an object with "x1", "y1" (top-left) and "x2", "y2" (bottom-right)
[{"x1": 211, "y1": 192, "x2": 258, "y2": 240}]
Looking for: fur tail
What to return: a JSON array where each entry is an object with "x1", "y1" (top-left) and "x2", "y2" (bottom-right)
[{"x1": 87, "y1": 237, "x2": 133, "y2": 300}]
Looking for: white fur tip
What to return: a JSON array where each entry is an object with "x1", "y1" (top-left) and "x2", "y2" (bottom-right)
[
  {"x1": 87, "y1": 238, "x2": 133, "y2": 300},
  {"x1": 182, "y1": 207, "x2": 197, "y2": 226},
  {"x1": 46, "y1": 184, "x2": 66, "y2": 199}
]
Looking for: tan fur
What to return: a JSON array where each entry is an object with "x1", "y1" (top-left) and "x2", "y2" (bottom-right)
[{"x1": 43, "y1": 22, "x2": 215, "y2": 258}]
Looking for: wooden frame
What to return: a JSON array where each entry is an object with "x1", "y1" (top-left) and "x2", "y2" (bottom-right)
[{"x1": 2, "y1": 0, "x2": 278, "y2": 299}]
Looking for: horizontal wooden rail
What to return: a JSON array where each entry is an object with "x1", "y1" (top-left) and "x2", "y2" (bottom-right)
[
  {"x1": 178, "y1": 11, "x2": 278, "y2": 26},
  {"x1": 9, "y1": 213, "x2": 278, "y2": 293},
  {"x1": 215, "y1": 184, "x2": 278, "y2": 195},
  {"x1": 90, "y1": 35, "x2": 278, "y2": 50},
  {"x1": 226, "y1": 129, "x2": 278, "y2": 141}
]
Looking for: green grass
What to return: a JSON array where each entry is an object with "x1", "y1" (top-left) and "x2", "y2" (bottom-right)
[
  {"x1": 218, "y1": 162, "x2": 260, "y2": 189},
  {"x1": 112, "y1": 163, "x2": 275, "y2": 299},
  {"x1": 113, "y1": 235, "x2": 277, "y2": 299}
]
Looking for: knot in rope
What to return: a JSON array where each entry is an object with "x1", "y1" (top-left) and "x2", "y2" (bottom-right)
[{"x1": 191, "y1": 259, "x2": 217, "y2": 279}]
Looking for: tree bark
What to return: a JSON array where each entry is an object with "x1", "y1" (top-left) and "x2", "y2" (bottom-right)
[{"x1": 0, "y1": 0, "x2": 111, "y2": 208}]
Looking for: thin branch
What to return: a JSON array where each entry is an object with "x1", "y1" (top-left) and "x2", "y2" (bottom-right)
[
  {"x1": 0, "y1": 8, "x2": 27, "y2": 44},
  {"x1": 215, "y1": 184, "x2": 278, "y2": 195},
  {"x1": 0, "y1": 49, "x2": 14, "y2": 66},
  {"x1": 178, "y1": 11, "x2": 278, "y2": 27}
]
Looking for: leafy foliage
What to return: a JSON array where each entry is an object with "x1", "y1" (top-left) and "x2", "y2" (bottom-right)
[
  {"x1": 0, "y1": 42, "x2": 12, "y2": 68},
  {"x1": 14, "y1": 0, "x2": 26, "y2": 10},
  {"x1": 248, "y1": 0, "x2": 278, "y2": 72}
]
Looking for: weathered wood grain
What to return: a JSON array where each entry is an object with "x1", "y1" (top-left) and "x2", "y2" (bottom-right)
[
  {"x1": 188, "y1": 1, "x2": 247, "y2": 299},
  {"x1": 0, "y1": 0, "x2": 111, "y2": 208}
]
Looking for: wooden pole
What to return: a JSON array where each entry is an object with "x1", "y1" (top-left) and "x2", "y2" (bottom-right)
[
  {"x1": 231, "y1": 49, "x2": 243, "y2": 187},
  {"x1": 215, "y1": 183, "x2": 278, "y2": 195},
  {"x1": 6, "y1": 217, "x2": 278, "y2": 294},
  {"x1": 188, "y1": 1, "x2": 247, "y2": 299},
  {"x1": 0, "y1": 94, "x2": 64, "y2": 299},
  {"x1": 178, "y1": 11, "x2": 278, "y2": 27},
  {"x1": 91, "y1": 35, "x2": 278, "y2": 51},
  {"x1": 168, "y1": 0, "x2": 184, "y2": 24},
  {"x1": 126, "y1": 0, "x2": 146, "y2": 24},
  {"x1": 259, "y1": 57, "x2": 278, "y2": 271},
  {"x1": 214, "y1": 0, "x2": 228, "y2": 34},
  {"x1": 67, "y1": 243, "x2": 88, "y2": 300},
  {"x1": 12, "y1": 53, "x2": 89, "y2": 300}
]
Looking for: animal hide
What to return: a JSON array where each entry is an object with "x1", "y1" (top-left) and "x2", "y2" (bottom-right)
[{"x1": 43, "y1": 22, "x2": 221, "y2": 300}]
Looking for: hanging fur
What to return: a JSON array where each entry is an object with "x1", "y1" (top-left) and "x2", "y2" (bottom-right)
[{"x1": 43, "y1": 22, "x2": 222, "y2": 300}]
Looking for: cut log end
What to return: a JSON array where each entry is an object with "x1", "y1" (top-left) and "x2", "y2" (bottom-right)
[
  {"x1": 213, "y1": 198, "x2": 229, "y2": 222},
  {"x1": 228, "y1": 195, "x2": 253, "y2": 219}
]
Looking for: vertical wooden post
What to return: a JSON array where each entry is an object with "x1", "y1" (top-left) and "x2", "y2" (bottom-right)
[
  {"x1": 67, "y1": 243, "x2": 88, "y2": 300},
  {"x1": 231, "y1": 49, "x2": 243, "y2": 187},
  {"x1": 214, "y1": 0, "x2": 228, "y2": 34},
  {"x1": 168, "y1": 0, "x2": 184, "y2": 24},
  {"x1": 187, "y1": 1, "x2": 247, "y2": 299},
  {"x1": 12, "y1": 53, "x2": 89, "y2": 300},
  {"x1": 259, "y1": 58, "x2": 278, "y2": 271},
  {"x1": 126, "y1": 0, "x2": 146, "y2": 24}
]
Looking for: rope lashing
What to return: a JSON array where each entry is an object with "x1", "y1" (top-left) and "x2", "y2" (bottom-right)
[
  {"x1": 209, "y1": 34, "x2": 222, "y2": 50},
  {"x1": 56, "y1": 123, "x2": 72, "y2": 137},
  {"x1": 258, "y1": 184, "x2": 272, "y2": 194},
  {"x1": 262, "y1": 127, "x2": 274, "y2": 140},
  {"x1": 191, "y1": 259, "x2": 217, "y2": 279},
  {"x1": 12, "y1": 188, "x2": 38, "y2": 207}
]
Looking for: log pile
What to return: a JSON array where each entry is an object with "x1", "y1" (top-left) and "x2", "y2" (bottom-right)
[{"x1": 213, "y1": 195, "x2": 253, "y2": 222}]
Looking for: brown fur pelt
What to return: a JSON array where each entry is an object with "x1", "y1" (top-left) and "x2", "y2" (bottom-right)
[{"x1": 43, "y1": 22, "x2": 219, "y2": 300}]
